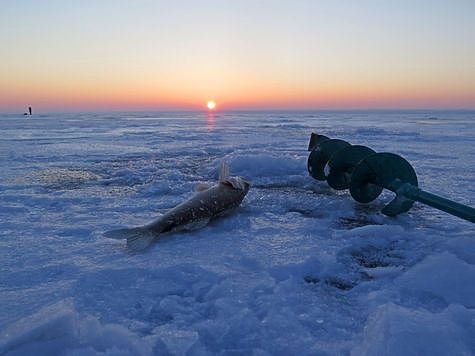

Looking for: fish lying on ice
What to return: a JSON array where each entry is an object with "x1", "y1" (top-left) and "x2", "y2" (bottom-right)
[{"x1": 104, "y1": 161, "x2": 250, "y2": 251}]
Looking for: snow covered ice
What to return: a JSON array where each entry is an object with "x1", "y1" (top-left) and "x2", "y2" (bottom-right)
[{"x1": 0, "y1": 111, "x2": 474, "y2": 355}]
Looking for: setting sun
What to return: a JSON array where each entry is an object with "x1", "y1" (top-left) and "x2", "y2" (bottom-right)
[{"x1": 207, "y1": 100, "x2": 216, "y2": 110}]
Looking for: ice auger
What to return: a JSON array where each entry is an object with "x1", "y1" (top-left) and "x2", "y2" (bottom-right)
[{"x1": 307, "y1": 133, "x2": 475, "y2": 223}]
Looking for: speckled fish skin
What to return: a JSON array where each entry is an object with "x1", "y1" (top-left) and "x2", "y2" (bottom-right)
[{"x1": 147, "y1": 178, "x2": 250, "y2": 234}]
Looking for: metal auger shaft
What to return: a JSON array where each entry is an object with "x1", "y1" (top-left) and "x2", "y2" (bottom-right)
[
  {"x1": 307, "y1": 132, "x2": 475, "y2": 223},
  {"x1": 388, "y1": 180, "x2": 475, "y2": 223}
]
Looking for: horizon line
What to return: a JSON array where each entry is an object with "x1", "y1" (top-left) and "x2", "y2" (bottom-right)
[{"x1": 1, "y1": 107, "x2": 475, "y2": 115}]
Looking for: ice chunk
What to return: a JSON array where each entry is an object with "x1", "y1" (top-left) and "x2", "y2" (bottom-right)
[
  {"x1": 152, "y1": 325, "x2": 199, "y2": 355},
  {"x1": 395, "y1": 252, "x2": 475, "y2": 307},
  {"x1": 352, "y1": 303, "x2": 474, "y2": 356},
  {"x1": 0, "y1": 300, "x2": 77, "y2": 355},
  {"x1": 0, "y1": 300, "x2": 153, "y2": 355},
  {"x1": 445, "y1": 236, "x2": 475, "y2": 264}
]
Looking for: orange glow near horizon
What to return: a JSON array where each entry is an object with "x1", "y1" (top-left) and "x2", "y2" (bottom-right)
[
  {"x1": 1, "y1": 77, "x2": 474, "y2": 112},
  {"x1": 1, "y1": 54, "x2": 474, "y2": 112}
]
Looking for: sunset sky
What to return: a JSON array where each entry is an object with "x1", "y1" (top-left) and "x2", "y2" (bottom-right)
[{"x1": 1, "y1": 0, "x2": 474, "y2": 112}]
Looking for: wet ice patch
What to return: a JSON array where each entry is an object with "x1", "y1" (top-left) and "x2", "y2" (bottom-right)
[
  {"x1": 22, "y1": 168, "x2": 101, "y2": 190},
  {"x1": 316, "y1": 225, "x2": 422, "y2": 290},
  {"x1": 336, "y1": 215, "x2": 382, "y2": 229}
]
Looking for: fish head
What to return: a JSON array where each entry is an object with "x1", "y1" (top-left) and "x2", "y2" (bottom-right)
[{"x1": 221, "y1": 176, "x2": 251, "y2": 195}]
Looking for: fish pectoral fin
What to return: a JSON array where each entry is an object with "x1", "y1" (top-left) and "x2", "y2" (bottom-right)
[
  {"x1": 214, "y1": 208, "x2": 235, "y2": 218},
  {"x1": 194, "y1": 183, "x2": 211, "y2": 192},
  {"x1": 180, "y1": 218, "x2": 210, "y2": 231}
]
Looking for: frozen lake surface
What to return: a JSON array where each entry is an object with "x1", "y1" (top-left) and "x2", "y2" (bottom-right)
[{"x1": 1, "y1": 111, "x2": 474, "y2": 355}]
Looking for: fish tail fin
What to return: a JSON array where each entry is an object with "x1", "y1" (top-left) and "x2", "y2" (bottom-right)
[
  {"x1": 126, "y1": 230, "x2": 156, "y2": 251},
  {"x1": 219, "y1": 159, "x2": 230, "y2": 183},
  {"x1": 104, "y1": 227, "x2": 156, "y2": 251}
]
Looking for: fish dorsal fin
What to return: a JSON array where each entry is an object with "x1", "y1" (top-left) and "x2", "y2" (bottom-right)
[
  {"x1": 194, "y1": 183, "x2": 211, "y2": 192},
  {"x1": 219, "y1": 160, "x2": 230, "y2": 183}
]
